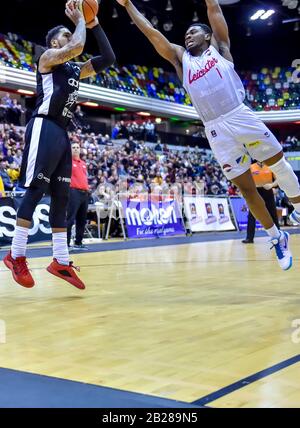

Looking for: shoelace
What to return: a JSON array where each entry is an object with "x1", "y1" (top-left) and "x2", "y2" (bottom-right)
[
  {"x1": 270, "y1": 238, "x2": 278, "y2": 251},
  {"x1": 270, "y1": 235, "x2": 286, "y2": 253},
  {"x1": 69, "y1": 262, "x2": 80, "y2": 272},
  {"x1": 14, "y1": 257, "x2": 31, "y2": 275}
]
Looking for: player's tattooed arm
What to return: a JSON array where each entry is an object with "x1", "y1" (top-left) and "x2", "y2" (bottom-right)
[
  {"x1": 115, "y1": 0, "x2": 185, "y2": 73},
  {"x1": 203, "y1": 0, "x2": 233, "y2": 62},
  {"x1": 39, "y1": 1, "x2": 86, "y2": 73},
  {"x1": 78, "y1": 60, "x2": 96, "y2": 79}
]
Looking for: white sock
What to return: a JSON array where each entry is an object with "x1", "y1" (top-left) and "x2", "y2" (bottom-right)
[
  {"x1": 266, "y1": 225, "x2": 281, "y2": 240},
  {"x1": 11, "y1": 226, "x2": 29, "y2": 259},
  {"x1": 292, "y1": 203, "x2": 300, "y2": 213},
  {"x1": 53, "y1": 232, "x2": 69, "y2": 266}
]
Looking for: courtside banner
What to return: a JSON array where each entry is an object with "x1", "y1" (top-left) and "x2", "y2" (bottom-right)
[
  {"x1": 184, "y1": 196, "x2": 235, "y2": 232},
  {"x1": 230, "y1": 197, "x2": 261, "y2": 231},
  {"x1": 121, "y1": 198, "x2": 186, "y2": 239},
  {"x1": 0, "y1": 196, "x2": 51, "y2": 244}
]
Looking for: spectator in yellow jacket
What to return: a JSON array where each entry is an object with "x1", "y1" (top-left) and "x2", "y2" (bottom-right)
[
  {"x1": 7, "y1": 163, "x2": 20, "y2": 183},
  {"x1": 0, "y1": 175, "x2": 4, "y2": 197}
]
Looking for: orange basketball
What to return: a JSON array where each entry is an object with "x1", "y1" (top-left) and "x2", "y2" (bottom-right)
[{"x1": 80, "y1": 0, "x2": 99, "y2": 24}]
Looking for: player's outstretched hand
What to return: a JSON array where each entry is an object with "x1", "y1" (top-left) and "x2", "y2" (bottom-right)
[
  {"x1": 115, "y1": 0, "x2": 129, "y2": 7},
  {"x1": 65, "y1": 0, "x2": 85, "y2": 25}
]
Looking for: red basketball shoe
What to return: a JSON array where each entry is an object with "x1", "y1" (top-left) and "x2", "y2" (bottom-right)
[
  {"x1": 3, "y1": 252, "x2": 35, "y2": 288},
  {"x1": 46, "y1": 259, "x2": 86, "y2": 290}
]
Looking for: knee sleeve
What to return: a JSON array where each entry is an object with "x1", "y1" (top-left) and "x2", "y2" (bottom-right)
[
  {"x1": 268, "y1": 157, "x2": 300, "y2": 199},
  {"x1": 17, "y1": 186, "x2": 45, "y2": 221},
  {"x1": 49, "y1": 193, "x2": 69, "y2": 229}
]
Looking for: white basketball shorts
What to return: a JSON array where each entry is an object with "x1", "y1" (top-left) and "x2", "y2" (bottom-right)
[{"x1": 204, "y1": 103, "x2": 282, "y2": 180}]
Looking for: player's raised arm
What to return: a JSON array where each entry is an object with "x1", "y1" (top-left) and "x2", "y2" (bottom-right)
[
  {"x1": 115, "y1": 0, "x2": 184, "y2": 71},
  {"x1": 79, "y1": 17, "x2": 116, "y2": 79},
  {"x1": 39, "y1": 1, "x2": 86, "y2": 73},
  {"x1": 203, "y1": 0, "x2": 233, "y2": 61}
]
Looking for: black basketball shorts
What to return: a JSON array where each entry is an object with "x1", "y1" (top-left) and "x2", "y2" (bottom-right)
[{"x1": 19, "y1": 117, "x2": 72, "y2": 195}]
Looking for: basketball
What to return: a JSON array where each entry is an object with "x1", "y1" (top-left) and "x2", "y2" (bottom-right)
[{"x1": 80, "y1": 0, "x2": 99, "y2": 24}]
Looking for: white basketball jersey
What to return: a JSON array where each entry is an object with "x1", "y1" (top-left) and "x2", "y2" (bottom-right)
[{"x1": 182, "y1": 45, "x2": 245, "y2": 123}]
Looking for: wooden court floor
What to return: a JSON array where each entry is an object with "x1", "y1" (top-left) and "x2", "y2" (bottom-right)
[{"x1": 0, "y1": 235, "x2": 300, "y2": 408}]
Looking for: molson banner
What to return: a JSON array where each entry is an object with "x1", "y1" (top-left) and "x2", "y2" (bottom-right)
[
  {"x1": 184, "y1": 196, "x2": 236, "y2": 232},
  {"x1": 121, "y1": 196, "x2": 186, "y2": 239}
]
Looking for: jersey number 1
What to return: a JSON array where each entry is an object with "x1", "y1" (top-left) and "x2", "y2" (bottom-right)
[{"x1": 216, "y1": 68, "x2": 223, "y2": 79}]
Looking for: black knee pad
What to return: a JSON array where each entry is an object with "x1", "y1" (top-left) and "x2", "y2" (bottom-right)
[
  {"x1": 49, "y1": 193, "x2": 70, "y2": 229},
  {"x1": 17, "y1": 186, "x2": 45, "y2": 221}
]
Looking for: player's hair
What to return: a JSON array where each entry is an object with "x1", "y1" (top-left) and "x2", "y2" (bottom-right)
[
  {"x1": 32, "y1": 44, "x2": 46, "y2": 62},
  {"x1": 188, "y1": 23, "x2": 213, "y2": 36},
  {"x1": 46, "y1": 25, "x2": 65, "y2": 48}
]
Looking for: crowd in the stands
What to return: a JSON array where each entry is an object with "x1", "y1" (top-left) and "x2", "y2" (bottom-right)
[
  {"x1": 0, "y1": 122, "x2": 238, "y2": 199},
  {"x1": 1, "y1": 118, "x2": 299, "y2": 199}
]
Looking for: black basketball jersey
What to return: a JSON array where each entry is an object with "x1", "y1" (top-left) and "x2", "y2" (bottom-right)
[{"x1": 32, "y1": 61, "x2": 81, "y2": 129}]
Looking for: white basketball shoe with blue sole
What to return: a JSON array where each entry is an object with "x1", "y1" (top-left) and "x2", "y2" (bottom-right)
[
  {"x1": 270, "y1": 231, "x2": 292, "y2": 271},
  {"x1": 290, "y1": 210, "x2": 300, "y2": 225}
]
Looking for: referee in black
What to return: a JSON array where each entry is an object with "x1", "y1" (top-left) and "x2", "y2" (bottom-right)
[
  {"x1": 242, "y1": 161, "x2": 280, "y2": 244},
  {"x1": 67, "y1": 142, "x2": 90, "y2": 250}
]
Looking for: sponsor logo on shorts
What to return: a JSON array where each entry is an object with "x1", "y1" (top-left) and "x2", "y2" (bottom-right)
[
  {"x1": 236, "y1": 155, "x2": 249, "y2": 165},
  {"x1": 211, "y1": 130, "x2": 217, "y2": 138},
  {"x1": 37, "y1": 173, "x2": 50, "y2": 184},
  {"x1": 222, "y1": 164, "x2": 232, "y2": 173},
  {"x1": 57, "y1": 176, "x2": 71, "y2": 183},
  {"x1": 246, "y1": 141, "x2": 262, "y2": 148}
]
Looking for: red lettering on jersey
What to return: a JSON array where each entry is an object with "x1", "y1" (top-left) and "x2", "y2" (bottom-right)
[{"x1": 188, "y1": 57, "x2": 219, "y2": 84}]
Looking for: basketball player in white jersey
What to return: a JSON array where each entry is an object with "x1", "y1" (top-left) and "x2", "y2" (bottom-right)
[{"x1": 116, "y1": 0, "x2": 300, "y2": 270}]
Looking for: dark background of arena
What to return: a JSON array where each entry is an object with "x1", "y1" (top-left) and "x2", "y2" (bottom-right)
[{"x1": 0, "y1": 0, "x2": 299, "y2": 70}]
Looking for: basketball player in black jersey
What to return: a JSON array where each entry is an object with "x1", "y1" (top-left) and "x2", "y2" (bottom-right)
[{"x1": 4, "y1": 1, "x2": 115, "y2": 289}]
